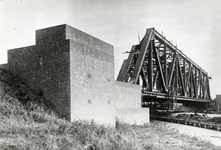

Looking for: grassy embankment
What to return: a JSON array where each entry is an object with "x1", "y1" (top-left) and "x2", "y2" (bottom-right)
[{"x1": 0, "y1": 68, "x2": 220, "y2": 150}]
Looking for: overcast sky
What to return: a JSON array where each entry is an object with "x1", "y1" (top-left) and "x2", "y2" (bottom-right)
[{"x1": 0, "y1": 0, "x2": 221, "y2": 98}]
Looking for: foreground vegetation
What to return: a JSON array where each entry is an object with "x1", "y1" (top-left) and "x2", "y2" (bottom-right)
[{"x1": 0, "y1": 68, "x2": 220, "y2": 150}]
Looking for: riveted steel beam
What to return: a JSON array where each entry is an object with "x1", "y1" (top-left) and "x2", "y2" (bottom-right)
[
  {"x1": 129, "y1": 28, "x2": 154, "y2": 84},
  {"x1": 117, "y1": 27, "x2": 212, "y2": 103}
]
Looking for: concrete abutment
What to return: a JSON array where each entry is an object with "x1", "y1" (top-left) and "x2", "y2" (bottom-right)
[{"x1": 7, "y1": 24, "x2": 149, "y2": 126}]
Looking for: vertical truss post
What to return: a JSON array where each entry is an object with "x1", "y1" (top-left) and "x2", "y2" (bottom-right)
[
  {"x1": 178, "y1": 60, "x2": 185, "y2": 95},
  {"x1": 183, "y1": 59, "x2": 186, "y2": 91},
  {"x1": 148, "y1": 39, "x2": 153, "y2": 91},
  {"x1": 175, "y1": 56, "x2": 178, "y2": 92},
  {"x1": 185, "y1": 63, "x2": 192, "y2": 96},
  {"x1": 195, "y1": 68, "x2": 198, "y2": 98},
  {"x1": 164, "y1": 42, "x2": 168, "y2": 89},
  {"x1": 206, "y1": 76, "x2": 211, "y2": 99},
  {"x1": 198, "y1": 71, "x2": 202, "y2": 98},
  {"x1": 202, "y1": 73, "x2": 205, "y2": 99},
  {"x1": 192, "y1": 68, "x2": 197, "y2": 97},
  {"x1": 190, "y1": 69, "x2": 193, "y2": 97},
  {"x1": 203, "y1": 74, "x2": 206, "y2": 99}
]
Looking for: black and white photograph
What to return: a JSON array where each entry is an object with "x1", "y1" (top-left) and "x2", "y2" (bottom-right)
[{"x1": 0, "y1": 0, "x2": 221, "y2": 149}]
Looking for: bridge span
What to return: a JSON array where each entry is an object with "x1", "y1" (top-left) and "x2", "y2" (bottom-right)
[{"x1": 117, "y1": 28, "x2": 212, "y2": 109}]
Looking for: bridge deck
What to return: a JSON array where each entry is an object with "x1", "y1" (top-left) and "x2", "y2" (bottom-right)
[{"x1": 142, "y1": 91, "x2": 211, "y2": 103}]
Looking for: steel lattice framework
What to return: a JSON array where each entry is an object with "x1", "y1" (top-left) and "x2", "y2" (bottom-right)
[{"x1": 117, "y1": 28, "x2": 211, "y2": 105}]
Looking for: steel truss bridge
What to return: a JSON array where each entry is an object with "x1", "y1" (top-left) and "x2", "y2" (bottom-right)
[{"x1": 117, "y1": 28, "x2": 211, "y2": 109}]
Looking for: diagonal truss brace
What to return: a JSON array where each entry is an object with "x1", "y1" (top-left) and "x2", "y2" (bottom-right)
[{"x1": 117, "y1": 28, "x2": 211, "y2": 101}]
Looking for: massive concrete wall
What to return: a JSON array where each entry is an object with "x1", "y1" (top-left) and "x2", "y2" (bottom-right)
[
  {"x1": 114, "y1": 81, "x2": 149, "y2": 125},
  {"x1": 68, "y1": 25, "x2": 149, "y2": 125},
  {"x1": 69, "y1": 28, "x2": 116, "y2": 125},
  {"x1": 7, "y1": 24, "x2": 149, "y2": 125},
  {"x1": 8, "y1": 25, "x2": 71, "y2": 120}
]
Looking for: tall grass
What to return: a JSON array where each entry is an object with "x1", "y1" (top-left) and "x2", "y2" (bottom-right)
[
  {"x1": 0, "y1": 93, "x2": 136, "y2": 150},
  {"x1": 0, "y1": 68, "x2": 220, "y2": 150}
]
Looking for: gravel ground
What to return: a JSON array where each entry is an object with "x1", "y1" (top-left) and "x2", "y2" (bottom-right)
[
  {"x1": 160, "y1": 121, "x2": 221, "y2": 147},
  {"x1": 170, "y1": 112, "x2": 221, "y2": 117}
]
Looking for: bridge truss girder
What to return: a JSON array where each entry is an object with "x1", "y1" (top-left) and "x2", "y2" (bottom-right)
[{"x1": 117, "y1": 28, "x2": 211, "y2": 103}]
